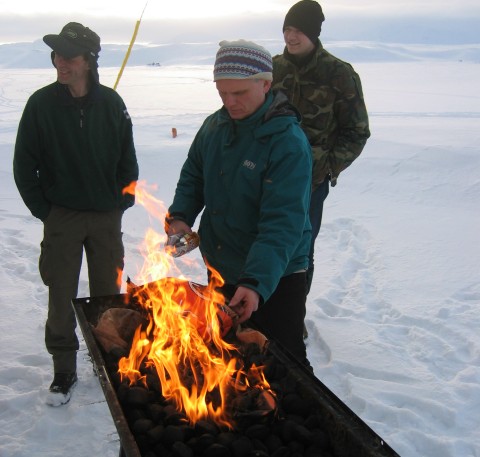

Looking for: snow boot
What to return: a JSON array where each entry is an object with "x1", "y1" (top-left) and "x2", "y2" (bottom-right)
[{"x1": 46, "y1": 372, "x2": 78, "y2": 406}]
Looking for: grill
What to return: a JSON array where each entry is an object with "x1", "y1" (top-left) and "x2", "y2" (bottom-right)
[{"x1": 73, "y1": 288, "x2": 399, "y2": 457}]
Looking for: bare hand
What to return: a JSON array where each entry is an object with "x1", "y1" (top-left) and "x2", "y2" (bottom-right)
[
  {"x1": 228, "y1": 286, "x2": 260, "y2": 324},
  {"x1": 166, "y1": 219, "x2": 191, "y2": 236}
]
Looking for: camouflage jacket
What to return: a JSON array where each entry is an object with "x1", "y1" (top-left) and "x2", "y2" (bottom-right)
[{"x1": 272, "y1": 42, "x2": 370, "y2": 189}]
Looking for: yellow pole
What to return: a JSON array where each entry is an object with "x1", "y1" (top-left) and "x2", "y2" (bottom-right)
[{"x1": 113, "y1": 2, "x2": 148, "y2": 91}]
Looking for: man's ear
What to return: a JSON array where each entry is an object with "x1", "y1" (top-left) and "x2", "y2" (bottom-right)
[
  {"x1": 263, "y1": 80, "x2": 272, "y2": 93},
  {"x1": 83, "y1": 53, "x2": 91, "y2": 70},
  {"x1": 50, "y1": 51, "x2": 57, "y2": 68}
]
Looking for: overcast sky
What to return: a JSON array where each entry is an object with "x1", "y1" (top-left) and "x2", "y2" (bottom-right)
[
  {"x1": 0, "y1": 1, "x2": 479, "y2": 44},
  {"x1": 2, "y1": 0, "x2": 479, "y2": 19}
]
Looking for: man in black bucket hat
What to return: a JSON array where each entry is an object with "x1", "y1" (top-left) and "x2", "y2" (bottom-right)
[
  {"x1": 13, "y1": 22, "x2": 139, "y2": 406},
  {"x1": 43, "y1": 22, "x2": 101, "y2": 83}
]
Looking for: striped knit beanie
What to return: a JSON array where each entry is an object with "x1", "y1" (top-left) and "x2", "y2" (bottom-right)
[{"x1": 213, "y1": 40, "x2": 273, "y2": 82}]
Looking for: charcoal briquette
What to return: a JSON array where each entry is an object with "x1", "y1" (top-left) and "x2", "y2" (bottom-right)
[
  {"x1": 285, "y1": 414, "x2": 304, "y2": 425},
  {"x1": 279, "y1": 419, "x2": 296, "y2": 442},
  {"x1": 310, "y1": 428, "x2": 330, "y2": 449},
  {"x1": 135, "y1": 434, "x2": 152, "y2": 453},
  {"x1": 303, "y1": 414, "x2": 320, "y2": 429},
  {"x1": 142, "y1": 451, "x2": 157, "y2": 457},
  {"x1": 251, "y1": 438, "x2": 268, "y2": 453},
  {"x1": 126, "y1": 385, "x2": 150, "y2": 407},
  {"x1": 195, "y1": 419, "x2": 220, "y2": 436},
  {"x1": 271, "y1": 447, "x2": 291, "y2": 457},
  {"x1": 246, "y1": 450, "x2": 269, "y2": 457},
  {"x1": 146, "y1": 424, "x2": 165, "y2": 443},
  {"x1": 162, "y1": 424, "x2": 187, "y2": 446},
  {"x1": 292, "y1": 423, "x2": 314, "y2": 444},
  {"x1": 153, "y1": 442, "x2": 172, "y2": 456},
  {"x1": 116, "y1": 382, "x2": 130, "y2": 403},
  {"x1": 245, "y1": 424, "x2": 269, "y2": 440},
  {"x1": 204, "y1": 442, "x2": 232, "y2": 457},
  {"x1": 287, "y1": 439, "x2": 304, "y2": 454},
  {"x1": 164, "y1": 403, "x2": 179, "y2": 416},
  {"x1": 133, "y1": 418, "x2": 155, "y2": 434},
  {"x1": 263, "y1": 433, "x2": 283, "y2": 453},
  {"x1": 126, "y1": 407, "x2": 147, "y2": 423},
  {"x1": 195, "y1": 433, "x2": 216, "y2": 451},
  {"x1": 281, "y1": 393, "x2": 311, "y2": 416},
  {"x1": 171, "y1": 440, "x2": 194, "y2": 457},
  {"x1": 305, "y1": 443, "x2": 331, "y2": 456},
  {"x1": 165, "y1": 412, "x2": 188, "y2": 426},
  {"x1": 216, "y1": 431, "x2": 237, "y2": 448},
  {"x1": 232, "y1": 436, "x2": 254, "y2": 457},
  {"x1": 147, "y1": 403, "x2": 165, "y2": 422}
]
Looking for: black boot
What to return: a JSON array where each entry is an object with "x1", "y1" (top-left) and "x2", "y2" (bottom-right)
[{"x1": 46, "y1": 372, "x2": 78, "y2": 406}]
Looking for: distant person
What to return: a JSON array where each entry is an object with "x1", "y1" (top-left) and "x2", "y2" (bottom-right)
[
  {"x1": 165, "y1": 40, "x2": 313, "y2": 367},
  {"x1": 13, "y1": 22, "x2": 139, "y2": 406},
  {"x1": 272, "y1": 0, "x2": 370, "y2": 337}
]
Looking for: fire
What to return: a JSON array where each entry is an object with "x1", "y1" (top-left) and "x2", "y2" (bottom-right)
[{"x1": 117, "y1": 181, "x2": 271, "y2": 428}]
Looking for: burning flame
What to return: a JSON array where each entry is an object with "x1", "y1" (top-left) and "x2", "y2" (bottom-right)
[{"x1": 118, "y1": 181, "x2": 271, "y2": 428}]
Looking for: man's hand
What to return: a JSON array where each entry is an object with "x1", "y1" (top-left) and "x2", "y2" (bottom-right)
[
  {"x1": 164, "y1": 220, "x2": 199, "y2": 257},
  {"x1": 165, "y1": 219, "x2": 191, "y2": 236},
  {"x1": 228, "y1": 286, "x2": 259, "y2": 324}
]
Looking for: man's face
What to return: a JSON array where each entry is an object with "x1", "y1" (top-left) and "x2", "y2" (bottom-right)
[
  {"x1": 216, "y1": 79, "x2": 271, "y2": 120},
  {"x1": 283, "y1": 26, "x2": 315, "y2": 57},
  {"x1": 53, "y1": 53, "x2": 90, "y2": 89}
]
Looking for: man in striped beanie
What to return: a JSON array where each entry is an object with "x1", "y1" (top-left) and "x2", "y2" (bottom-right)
[
  {"x1": 166, "y1": 39, "x2": 314, "y2": 369},
  {"x1": 213, "y1": 39, "x2": 273, "y2": 82},
  {"x1": 211, "y1": 39, "x2": 273, "y2": 119}
]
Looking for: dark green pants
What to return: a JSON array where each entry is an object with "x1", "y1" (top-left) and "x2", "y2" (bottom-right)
[{"x1": 39, "y1": 206, "x2": 124, "y2": 374}]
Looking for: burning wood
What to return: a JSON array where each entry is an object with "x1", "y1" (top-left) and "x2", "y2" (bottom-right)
[
  {"x1": 93, "y1": 277, "x2": 276, "y2": 430},
  {"x1": 92, "y1": 308, "x2": 147, "y2": 357}
]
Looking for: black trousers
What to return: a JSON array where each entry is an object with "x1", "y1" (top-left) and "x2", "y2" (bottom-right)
[{"x1": 307, "y1": 179, "x2": 330, "y2": 294}]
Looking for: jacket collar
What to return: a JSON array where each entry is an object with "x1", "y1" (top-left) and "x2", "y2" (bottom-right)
[
  {"x1": 283, "y1": 39, "x2": 323, "y2": 69},
  {"x1": 54, "y1": 81, "x2": 101, "y2": 106},
  {"x1": 264, "y1": 91, "x2": 300, "y2": 123}
]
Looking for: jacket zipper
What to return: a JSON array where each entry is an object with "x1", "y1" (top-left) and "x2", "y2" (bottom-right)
[{"x1": 80, "y1": 108, "x2": 84, "y2": 128}]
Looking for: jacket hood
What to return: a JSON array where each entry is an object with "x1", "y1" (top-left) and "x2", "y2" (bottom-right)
[
  {"x1": 264, "y1": 90, "x2": 301, "y2": 122},
  {"x1": 256, "y1": 91, "x2": 302, "y2": 140}
]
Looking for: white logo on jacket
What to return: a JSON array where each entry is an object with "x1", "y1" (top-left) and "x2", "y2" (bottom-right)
[{"x1": 242, "y1": 160, "x2": 256, "y2": 170}]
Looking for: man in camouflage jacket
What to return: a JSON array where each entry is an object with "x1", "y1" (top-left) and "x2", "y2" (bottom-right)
[{"x1": 272, "y1": 0, "x2": 370, "y2": 310}]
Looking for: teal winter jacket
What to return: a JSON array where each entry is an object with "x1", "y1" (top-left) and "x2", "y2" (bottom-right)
[
  {"x1": 168, "y1": 91, "x2": 312, "y2": 302},
  {"x1": 13, "y1": 82, "x2": 139, "y2": 221}
]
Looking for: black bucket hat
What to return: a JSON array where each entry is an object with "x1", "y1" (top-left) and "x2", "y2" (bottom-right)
[
  {"x1": 43, "y1": 22, "x2": 101, "y2": 59},
  {"x1": 44, "y1": 22, "x2": 101, "y2": 84}
]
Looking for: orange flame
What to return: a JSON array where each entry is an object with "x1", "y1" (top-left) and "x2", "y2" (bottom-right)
[
  {"x1": 123, "y1": 180, "x2": 164, "y2": 222},
  {"x1": 118, "y1": 181, "x2": 270, "y2": 427}
]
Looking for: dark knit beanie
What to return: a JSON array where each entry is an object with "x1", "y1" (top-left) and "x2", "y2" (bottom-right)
[{"x1": 283, "y1": 0, "x2": 325, "y2": 44}]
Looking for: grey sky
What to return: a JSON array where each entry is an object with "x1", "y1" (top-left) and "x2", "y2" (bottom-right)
[{"x1": 0, "y1": 1, "x2": 478, "y2": 44}]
